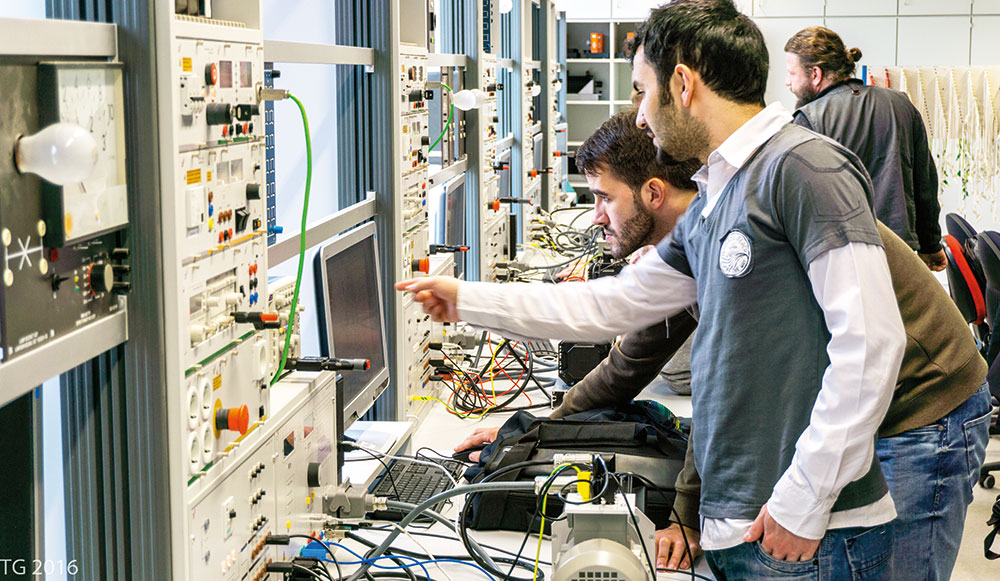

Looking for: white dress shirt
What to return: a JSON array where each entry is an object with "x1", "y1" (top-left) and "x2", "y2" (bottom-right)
[{"x1": 456, "y1": 103, "x2": 903, "y2": 548}]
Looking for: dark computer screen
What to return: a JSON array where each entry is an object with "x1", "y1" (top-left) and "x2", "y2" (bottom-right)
[
  {"x1": 498, "y1": 149, "x2": 512, "y2": 199},
  {"x1": 532, "y1": 132, "x2": 544, "y2": 173},
  {"x1": 314, "y1": 223, "x2": 389, "y2": 427},
  {"x1": 445, "y1": 178, "x2": 466, "y2": 278}
]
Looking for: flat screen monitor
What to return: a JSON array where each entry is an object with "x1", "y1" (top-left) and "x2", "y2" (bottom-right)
[
  {"x1": 313, "y1": 222, "x2": 390, "y2": 428},
  {"x1": 437, "y1": 176, "x2": 467, "y2": 278},
  {"x1": 532, "y1": 132, "x2": 544, "y2": 173},
  {"x1": 498, "y1": 149, "x2": 512, "y2": 199}
]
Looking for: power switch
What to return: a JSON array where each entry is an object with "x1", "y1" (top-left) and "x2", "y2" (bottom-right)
[{"x1": 234, "y1": 208, "x2": 250, "y2": 233}]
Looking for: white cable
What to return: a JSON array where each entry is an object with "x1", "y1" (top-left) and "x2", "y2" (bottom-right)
[{"x1": 389, "y1": 522, "x2": 453, "y2": 581}]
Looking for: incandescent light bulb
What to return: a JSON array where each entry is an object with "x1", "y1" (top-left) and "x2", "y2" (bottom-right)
[
  {"x1": 14, "y1": 122, "x2": 98, "y2": 186},
  {"x1": 453, "y1": 89, "x2": 487, "y2": 111}
]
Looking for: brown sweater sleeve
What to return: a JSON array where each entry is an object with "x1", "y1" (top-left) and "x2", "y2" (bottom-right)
[
  {"x1": 672, "y1": 423, "x2": 701, "y2": 530},
  {"x1": 550, "y1": 310, "x2": 698, "y2": 418}
]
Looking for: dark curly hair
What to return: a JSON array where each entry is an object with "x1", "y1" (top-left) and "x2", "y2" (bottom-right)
[
  {"x1": 575, "y1": 109, "x2": 700, "y2": 194},
  {"x1": 627, "y1": 0, "x2": 768, "y2": 106}
]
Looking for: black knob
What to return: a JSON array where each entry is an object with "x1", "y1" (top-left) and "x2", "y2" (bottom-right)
[
  {"x1": 51, "y1": 273, "x2": 69, "y2": 292},
  {"x1": 229, "y1": 509, "x2": 237, "y2": 519},
  {"x1": 206, "y1": 103, "x2": 232, "y2": 125},
  {"x1": 113, "y1": 264, "x2": 130, "y2": 277},
  {"x1": 270, "y1": 69, "x2": 281, "y2": 78},
  {"x1": 306, "y1": 462, "x2": 321, "y2": 488},
  {"x1": 421, "y1": 136, "x2": 430, "y2": 147},
  {"x1": 408, "y1": 90, "x2": 424, "y2": 102},
  {"x1": 492, "y1": 116, "x2": 499, "y2": 124},
  {"x1": 88, "y1": 262, "x2": 114, "y2": 294},
  {"x1": 246, "y1": 184, "x2": 261, "y2": 200},
  {"x1": 205, "y1": 63, "x2": 218, "y2": 86},
  {"x1": 112, "y1": 281, "x2": 131, "y2": 295},
  {"x1": 234, "y1": 104, "x2": 259, "y2": 121},
  {"x1": 111, "y1": 248, "x2": 129, "y2": 260}
]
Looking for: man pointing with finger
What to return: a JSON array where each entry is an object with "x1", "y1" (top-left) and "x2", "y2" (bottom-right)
[{"x1": 400, "y1": 1, "x2": 906, "y2": 578}]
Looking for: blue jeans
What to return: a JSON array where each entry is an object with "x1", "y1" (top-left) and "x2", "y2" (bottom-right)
[
  {"x1": 705, "y1": 524, "x2": 893, "y2": 580},
  {"x1": 876, "y1": 381, "x2": 993, "y2": 581}
]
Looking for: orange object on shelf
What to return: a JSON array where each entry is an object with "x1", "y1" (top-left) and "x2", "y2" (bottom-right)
[{"x1": 590, "y1": 33, "x2": 605, "y2": 54}]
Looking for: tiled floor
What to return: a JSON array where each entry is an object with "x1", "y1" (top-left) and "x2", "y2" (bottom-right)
[{"x1": 954, "y1": 433, "x2": 1000, "y2": 579}]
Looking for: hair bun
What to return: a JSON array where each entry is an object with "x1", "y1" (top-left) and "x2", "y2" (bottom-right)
[{"x1": 848, "y1": 47, "x2": 863, "y2": 63}]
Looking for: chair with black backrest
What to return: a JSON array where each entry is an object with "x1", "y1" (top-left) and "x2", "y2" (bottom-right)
[
  {"x1": 947, "y1": 212, "x2": 980, "y2": 246},
  {"x1": 942, "y1": 232, "x2": 988, "y2": 333},
  {"x1": 976, "y1": 231, "x2": 1000, "y2": 488}
]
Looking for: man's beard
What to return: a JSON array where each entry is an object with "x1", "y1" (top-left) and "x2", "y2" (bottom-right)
[
  {"x1": 795, "y1": 85, "x2": 820, "y2": 108},
  {"x1": 650, "y1": 102, "x2": 710, "y2": 164},
  {"x1": 605, "y1": 207, "x2": 656, "y2": 259}
]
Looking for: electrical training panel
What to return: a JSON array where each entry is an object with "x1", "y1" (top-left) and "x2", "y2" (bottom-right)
[
  {"x1": 396, "y1": 2, "x2": 437, "y2": 416},
  {"x1": 479, "y1": 55, "x2": 510, "y2": 281},
  {"x1": 0, "y1": 60, "x2": 129, "y2": 370},
  {"x1": 162, "y1": 4, "x2": 339, "y2": 579},
  {"x1": 543, "y1": 1, "x2": 571, "y2": 213},
  {"x1": 19, "y1": 1, "x2": 572, "y2": 577}
]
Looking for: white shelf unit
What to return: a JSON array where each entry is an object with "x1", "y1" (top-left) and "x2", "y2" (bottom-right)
[{"x1": 564, "y1": 5, "x2": 648, "y2": 199}]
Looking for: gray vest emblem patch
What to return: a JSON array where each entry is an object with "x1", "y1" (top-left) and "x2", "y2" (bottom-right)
[{"x1": 719, "y1": 230, "x2": 752, "y2": 278}]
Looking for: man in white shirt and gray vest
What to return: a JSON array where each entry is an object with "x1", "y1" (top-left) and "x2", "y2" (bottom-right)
[{"x1": 399, "y1": 1, "x2": 906, "y2": 578}]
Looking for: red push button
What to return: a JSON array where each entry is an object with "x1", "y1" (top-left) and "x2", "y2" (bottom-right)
[
  {"x1": 411, "y1": 258, "x2": 430, "y2": 274},
  {"x1": 216, "y1": 404, "x2": 250, "y2": 435}
]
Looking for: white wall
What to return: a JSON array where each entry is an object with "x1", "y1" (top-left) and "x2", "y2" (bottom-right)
[
  {"x1": 563, "y1": 0, "x2": 1000, "y2": 234},
  {"x1": 753, "y1": 1, "x2": 1000, "y2": 234}
]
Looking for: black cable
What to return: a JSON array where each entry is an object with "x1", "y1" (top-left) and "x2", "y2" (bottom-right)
[
  {"x1": 437, "y1": 338, "x2": 532, "y2": 415},
  {"x1": 503, "y1": 464, "x2": 580, "y2": 579},
  {"x1": 657, "y1": 569, "x2": 715, "y2": 581},
  {"x1": 362, "y1": 527, "x2": 553, "y2": 566},
  {"x1": 472, "y1": 330, "x2": 489, "y2": 369},
  {"x1": 613, "y1": 473, "x2": 657, "y2": 580},
  {"x1": 498, "y1": 339, "x2": 552, "y2": 401},
  {"x1": 457, "y1": 460, "x2": 554, "y2": 580},
  {"x1": 516, "y1": 231, "x2": 600, "y2": 274},
  {"x1": 285, "y1": 534, "x2": 343, "y2": 580},
  {"x1": 364, "y1": 553, "x2": 416, "y2": 581},
  {"x1": 622, "y1": 471, "x2": 698, "y2": 581},
  {"x1": 345, "y1": 531, "x2": 551, "y2": 570},
  {"x1": 347, "y1": 445, "x2": 401, "y2": 501},
  {"x1": 291, "y1": 563, "x2": 327, "y2": 581}
]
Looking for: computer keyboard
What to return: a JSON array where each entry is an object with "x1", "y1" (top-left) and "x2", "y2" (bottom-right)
[{"x1": 368, "y1": 457, "x2": 466, "y2": 520}]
